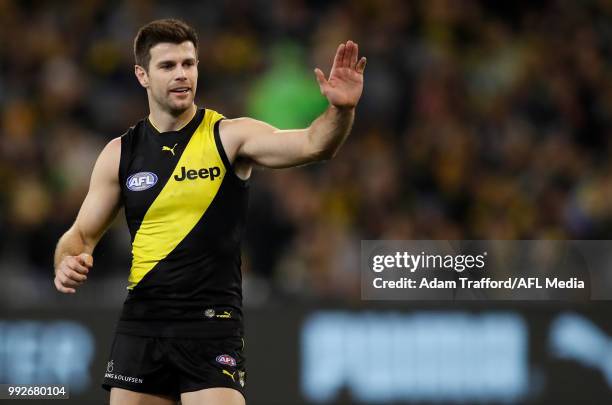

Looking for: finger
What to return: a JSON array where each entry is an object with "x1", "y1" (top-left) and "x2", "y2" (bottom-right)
[
  {"x1": 314, "y1": 68, "x2": 328, "y2": 93},
  {"x1": 69, "y1": 261, "x2": 89, "y2": 274},
  {"x1": 356, "y1": 57, "x2": 367, "y2": 74},
  {"x1": 56, "y1": 273, "x2": 79, "y2": 288},
  {"x1": 343, "y1": 40, "x2": 353, "y2": 68},
  {"x1": 61, "y1": 267, "x2": 87, "y2": 283},
  {"x1": 59, "y1": 273, "x2": 80, "y2": 287},
  {"x1": 351, "y1": 42, "x2": 358, "y2": 69},
  {"x1": 77, "y1": 253, "x2": 93, "y2": 268},
  {"x1": 64, "y1": 268, "x2": 87, "y2": 282},
  {"x1": 332, "y1": 43, "x2": 345, "y2": 71},
  {"x1": 68, "y1": 258, "x2": 90, "y2": 274},
  {"x1": 55, "y1": 278, "x2": 75, "y2": 294},
  {"x1": 57, "y1": 270, "x2": 79, "y2": 285}
]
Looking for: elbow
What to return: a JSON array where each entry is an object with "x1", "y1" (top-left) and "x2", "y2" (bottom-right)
[
  {"x1": 319, "y1": 147, "x2": 339, "y2": 161},
  {"x1": 309, "y1": 144, "x2": 340, "y2": 162},
  {"x1": 310, "y1": 149, "x2": 335, "y2": 162}
]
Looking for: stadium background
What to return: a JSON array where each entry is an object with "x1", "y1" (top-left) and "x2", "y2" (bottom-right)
[{"x1": 1, "y1": 0, "x2": 612, "y2": 403}]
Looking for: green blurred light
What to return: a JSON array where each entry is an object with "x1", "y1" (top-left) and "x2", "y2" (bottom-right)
[{"x1": 247, "y1": 42, "x2": 327, "y2": 128}]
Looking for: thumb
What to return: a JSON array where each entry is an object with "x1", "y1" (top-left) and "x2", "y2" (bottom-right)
[
  {"x1": 77, "y1": 253, "x2": 94, "y2": 268},
  {"x1": 314, "y1": 68, "x2": 327, "y2": 94}
]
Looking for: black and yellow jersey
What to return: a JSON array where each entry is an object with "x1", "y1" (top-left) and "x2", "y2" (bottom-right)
[{"x1": 115, "y1": 107, "x2": 248, "y2": 338}]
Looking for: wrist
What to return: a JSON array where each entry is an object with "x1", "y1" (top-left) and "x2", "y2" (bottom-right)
[{"x1": 329, "y1": 104, "x2": 355, "y2": 114}]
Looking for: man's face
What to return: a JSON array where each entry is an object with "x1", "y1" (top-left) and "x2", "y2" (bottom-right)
[{"x1": 136, "y1": 41, "x2": 198, "y2": 115}]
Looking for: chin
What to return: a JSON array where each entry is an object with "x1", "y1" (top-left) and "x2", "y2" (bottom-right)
[{"x1": 168, "y1": 100, "x2": 193, "y2": 116}]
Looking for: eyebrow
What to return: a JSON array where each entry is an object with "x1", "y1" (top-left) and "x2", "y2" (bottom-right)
[{"x1": 156, "y1": 57, "x2": 197, "y2": 67}]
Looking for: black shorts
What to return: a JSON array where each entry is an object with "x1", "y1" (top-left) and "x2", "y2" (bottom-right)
[{"x1": 101, "y1": 333, "x2": 246, "y2": 400}]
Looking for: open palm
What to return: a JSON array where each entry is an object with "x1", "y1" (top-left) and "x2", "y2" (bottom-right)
[{"x1": 315, "y1": 40, "x2": 367, "y2": 109}]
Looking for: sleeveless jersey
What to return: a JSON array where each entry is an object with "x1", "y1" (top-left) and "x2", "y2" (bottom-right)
[{"x1": 116, "y1": 108, "x2": 248, "y2": 337}]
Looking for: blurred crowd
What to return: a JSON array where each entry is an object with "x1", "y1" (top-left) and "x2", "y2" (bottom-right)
[{"x1": 2, "y1": 0, "x2": 612, "y2": 304}]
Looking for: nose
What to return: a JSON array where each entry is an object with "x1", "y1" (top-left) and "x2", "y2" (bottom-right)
[{"x1": 175, "y1": 66, "x2": 187, "y2": 81}]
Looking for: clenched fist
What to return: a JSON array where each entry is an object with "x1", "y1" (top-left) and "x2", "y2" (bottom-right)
[{"x1": 54, "y1": 253, "x2": 93, "y2": 293}]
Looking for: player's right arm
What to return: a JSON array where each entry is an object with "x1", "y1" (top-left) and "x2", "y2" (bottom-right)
[
  {"x1": 53, "y1": 137, "x2": 122, "y2": 294},
  {"x1": 218, "y1": 41, "x2": 366, "y2": 170}
]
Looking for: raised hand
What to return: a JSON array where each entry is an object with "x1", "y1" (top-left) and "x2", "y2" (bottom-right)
[{"x1": 314, "y1": 40, "x2": 366, "y2": 109}]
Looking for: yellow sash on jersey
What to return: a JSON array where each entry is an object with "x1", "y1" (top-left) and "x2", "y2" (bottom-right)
[{"x1": 127, "y1": 109, "x2": 225, "y2": 289}]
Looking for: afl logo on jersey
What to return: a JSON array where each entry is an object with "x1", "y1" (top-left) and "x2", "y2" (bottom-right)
[
  {"x1": 216, "y1": 354, "x2": 237, "y2": 367},
  {"x1": 126, "y1": 172, "x2": 158, "y2": 191}
]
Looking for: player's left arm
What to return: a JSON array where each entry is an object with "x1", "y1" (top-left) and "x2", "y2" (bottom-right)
[{"x1": 220, "y1": 40, "x2": 366, "y2": 168}]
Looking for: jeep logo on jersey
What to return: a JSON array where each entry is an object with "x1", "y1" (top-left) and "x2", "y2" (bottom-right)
[
  {"x1": 174, "y1": 166, "x2": 221, "y2": 181},
  {"x1": 126, "y1": 172, "x2": 158, "y2": 191},
  {"x1": 216, "y1": 354, "x2": 237, "y2": 367}
]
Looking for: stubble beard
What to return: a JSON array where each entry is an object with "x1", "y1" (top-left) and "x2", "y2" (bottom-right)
[
  {"x1": 153, "y1": 85, "x2": 195, "y2": 117},
  {"x1": 155, "y1": 91, "x2": 193, "y2": 117}
]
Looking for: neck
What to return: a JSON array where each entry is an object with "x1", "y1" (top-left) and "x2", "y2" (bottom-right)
[{"x1": 148, "y1": 103, "x2": 197, "y2": 132}]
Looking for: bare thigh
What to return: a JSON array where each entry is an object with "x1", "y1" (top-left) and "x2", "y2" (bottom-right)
[
  {"x1": 110, "y1": 387, "x2": 177, "y2": 405},
  {"x1": 181, "y1": 387, "x2": 245, "y2": 405}
]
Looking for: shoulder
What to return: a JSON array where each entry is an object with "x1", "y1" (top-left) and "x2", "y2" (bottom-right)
[
  {"x1": 116, "y1": 118, "x2": 150, "y2": 154},
  {"x1": 93, "y1": 137, "x2": 121, "y2": 180},
  {"x1": 203, "y1": 108, "x2": 226, "y2": 128},
  {"x1": 218, "y1": 118, "x2": 269, "y2": 156},
  {"x1": 102, "y1": 137, "x2": 122, "y2": 156},
  {"x1": 219, "y1": 117, "x2": 276, "y2": 137},
  {"x1": 219, "y1": 117, "x2": 247, "y2": 135}
]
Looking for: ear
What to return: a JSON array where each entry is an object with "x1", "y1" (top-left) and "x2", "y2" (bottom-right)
[{"x1": 135, "y1": 65, "x2": 149, "y2": 88}]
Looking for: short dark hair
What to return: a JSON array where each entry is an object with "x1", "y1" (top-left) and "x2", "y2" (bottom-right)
[{"x1": 133, "y1": 18, "x2": 198, "y2": 70}]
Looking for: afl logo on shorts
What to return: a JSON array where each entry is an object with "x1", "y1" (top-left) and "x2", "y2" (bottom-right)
[
  {"x1": 216, "y1": 354, "x2": 237, "y2": 367},
  {"x1": 126, "y1": 172, "x2": 158, "y2": 191}
]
